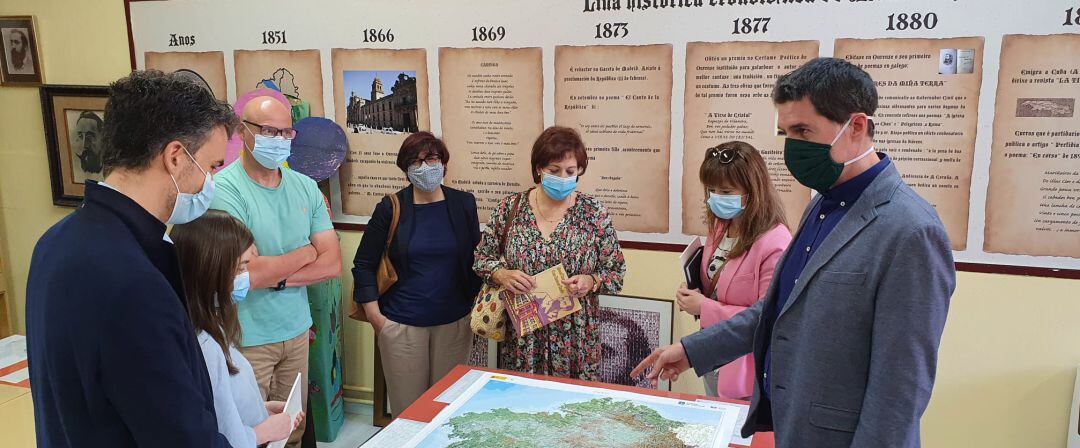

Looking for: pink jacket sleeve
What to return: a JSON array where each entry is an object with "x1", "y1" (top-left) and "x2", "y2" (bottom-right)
[
  {"x1": 700, "y1": 224, "x2": 791, "y2": 329},
  {"x1": 701, "y1": 296, "x2": 745, "y2": 327}
]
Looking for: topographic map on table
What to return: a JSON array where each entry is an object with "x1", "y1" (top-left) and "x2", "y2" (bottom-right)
[{"x1": 404, "y1": 371, "x2": 739, "y2": 448}]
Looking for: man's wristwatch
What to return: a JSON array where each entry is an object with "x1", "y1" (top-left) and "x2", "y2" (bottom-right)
[{"x1": 272, "y1": 279, "x2": 287, "y2": 291}]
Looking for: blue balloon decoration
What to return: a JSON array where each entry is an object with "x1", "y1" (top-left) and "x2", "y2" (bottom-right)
[{"x1": 288, "y1": 117, "x2": 348, "y2": 182}]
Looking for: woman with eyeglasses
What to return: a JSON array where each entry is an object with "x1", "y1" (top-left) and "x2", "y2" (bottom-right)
[
  {"x1": 473, "y1": 126, "x2": 626, "y2": 382},
  {"x1": 351, "y1": 131, "x2": 482, "y2": 416},
  {"x1": 676, "y1": 141, "x2": 792, "y2": 400}
]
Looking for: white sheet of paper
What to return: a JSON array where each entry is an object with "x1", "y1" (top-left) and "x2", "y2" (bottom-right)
[
  {"x1": 267, "y1": 372, "x2": 303, "y2": 448},
  {"x1": 361, "y1": 418, "x2": 427, "y2": 447},
  {"x1": 0, "y1": 334, "x2": 27, "y2": 370},
  {"x1": 434, "y1": 369, "x2": 484, "y2": 404},
  {"x1": 700, "y1": 399, "x2": 753, "y2": 446},
  {"x1": 0, "y1": 368, "x2": 29, "y2": 384}
]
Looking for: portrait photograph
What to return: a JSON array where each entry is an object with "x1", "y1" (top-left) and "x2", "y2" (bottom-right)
[
  {"x1": 40, "y1": 85, "x2": 109, "y2": 207},
  {"x1": 598, "y1": 295, "x2": 674, "y2": 391},
  {"x1": 0, "y1": 16, "x2": 43, "y2": 86}
]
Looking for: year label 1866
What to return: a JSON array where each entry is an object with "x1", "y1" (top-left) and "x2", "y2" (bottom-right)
[{"x1": 363, "y1": 29, "x2": 395, "y2": 43}]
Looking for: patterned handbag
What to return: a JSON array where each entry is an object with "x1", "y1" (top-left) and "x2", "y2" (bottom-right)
[{"x1": 470, "y1": 191, "x2": 525, "y2": 341}]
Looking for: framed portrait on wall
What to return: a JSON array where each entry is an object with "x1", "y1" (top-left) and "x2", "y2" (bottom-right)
[
  {"x1": 40, "y1": 85, "x2": 109, "y2": 207},
  {"x1": 0, "y1": 16, "x2": 43, "y2": 86},
  {"x1": 598, "y1": 294, "x2": 675, "y2": 391}
]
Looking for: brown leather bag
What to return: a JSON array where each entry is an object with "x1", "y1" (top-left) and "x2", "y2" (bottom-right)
[{"x1": 349, "y1": 194, "x2": 401, "y2": 322}]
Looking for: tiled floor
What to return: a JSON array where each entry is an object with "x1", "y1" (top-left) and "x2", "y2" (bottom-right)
[{"x1": 316, "y1": 403, "x2": 381, "y2": 448}]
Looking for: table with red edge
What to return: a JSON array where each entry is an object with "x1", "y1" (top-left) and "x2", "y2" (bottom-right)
[{"x1": 396, "y1": 365, "x2": 775, "y2": 448}]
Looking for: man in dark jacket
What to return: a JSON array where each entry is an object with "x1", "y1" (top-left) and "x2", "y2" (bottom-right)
[{"x1": 26, "y1": 70, "x2": 239, "y2": 447}]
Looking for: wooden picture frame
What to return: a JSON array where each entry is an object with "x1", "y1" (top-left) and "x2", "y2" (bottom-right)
[
  {"x1": 0, "y1": 15, "x2": 43, "y2": 86},
  {"x1": 40, "y1": 85, "x2": 110, "y2": 207}
]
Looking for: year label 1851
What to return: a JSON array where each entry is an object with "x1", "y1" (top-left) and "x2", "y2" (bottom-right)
[{"x1": 261, "y1": 30, "x2": 287, "y2": 44}]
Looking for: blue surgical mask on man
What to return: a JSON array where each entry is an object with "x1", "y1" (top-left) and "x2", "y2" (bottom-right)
[
  {"x1": 167, "y1": 146, "x2": 214, "y2": 225},
  {"x1": 245, "y1": 126, "x2": 292, "y2": 169},
  {"x1": 541, "y1": 172, "x2": 577, "y2": 201},
  {"x1": 707, "y1": 193, "x2": 745, "y2": 220},
  {"x1": 231, "y1": 271, "x2": 251, "y2": 303}
]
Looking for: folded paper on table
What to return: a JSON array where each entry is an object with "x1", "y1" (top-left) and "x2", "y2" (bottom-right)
[{"x1": 501, "y1": 264, "x2": 579, "y2": 338}]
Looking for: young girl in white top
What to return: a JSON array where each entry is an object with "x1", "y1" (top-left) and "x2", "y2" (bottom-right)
[{"x1": 172, "y1": 210, "x2": 303, "y2": 446}]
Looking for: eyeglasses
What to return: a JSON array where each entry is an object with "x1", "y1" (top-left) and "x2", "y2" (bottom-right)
[
  {"x1": 708, "y1": 146, "x2": 739, "y2": 164},
  {"x1": 243, "y1": 120, "x2": 297, "y2": 140},
  {"x1": 409, "y1": 154, "x2": 442, "y2": 168}
]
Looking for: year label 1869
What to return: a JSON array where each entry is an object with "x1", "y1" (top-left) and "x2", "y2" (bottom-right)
[{"x1": 472, "y1": 26, "x2": 506, "y2": 42}]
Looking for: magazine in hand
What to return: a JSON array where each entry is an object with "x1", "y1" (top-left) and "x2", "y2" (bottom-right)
[{"x1": 501, "y1": 264, "x2": 581, "y2": 338}]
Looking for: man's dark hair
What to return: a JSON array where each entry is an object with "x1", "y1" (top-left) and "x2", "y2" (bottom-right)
[
  {"x1": 101, "y1": 70, "x2": 239, "y2": 177},
  {"x1": 772, "y1": 57, "x2": 878, "y2": 136},
  {"x1": 76, "y1": 110, "x2": 103, "y2": 130},
  {"x1": 10, "y1": 29, "x2": 28, "y2": 48}
]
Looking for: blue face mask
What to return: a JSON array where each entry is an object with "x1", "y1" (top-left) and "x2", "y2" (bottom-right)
[
  {"x1": 707, "y1": 193, "x2": 745, "y2": 220},
  {"x1": 167, "y1": 147, "x2": 215, "y2": 225},
  {"x1": 231, "y1": 271, "x2": 251, "y2": 303},
  {"x1": 246, "y1": 127, "x2": 292, "y2": 169},
  {"x1": 541, "y1": 172, "x2": 577, "y2": 201}
]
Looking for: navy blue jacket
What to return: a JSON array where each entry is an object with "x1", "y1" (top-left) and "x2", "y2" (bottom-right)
[
  {"x1": 352, "y1": 185, "x2": 483, "y2": 305},
  {"x1": 26, "y1": 182, "x2": 229, "y2": 447}
]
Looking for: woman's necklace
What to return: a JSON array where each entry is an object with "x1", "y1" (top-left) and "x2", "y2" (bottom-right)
[{"x1": 532, "y1": 190, "x2": 563, "y2": 223}]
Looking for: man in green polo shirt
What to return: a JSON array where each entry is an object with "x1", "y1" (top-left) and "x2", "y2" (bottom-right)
[{"x1": 210, "y1": 96, "x2": 341, "y2": 446}]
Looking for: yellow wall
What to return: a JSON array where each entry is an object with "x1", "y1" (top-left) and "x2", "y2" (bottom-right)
[{"x1": 1, "y1": 1, "x2": 1079, "y2": 447}]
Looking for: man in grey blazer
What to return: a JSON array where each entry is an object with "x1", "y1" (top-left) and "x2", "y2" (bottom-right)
[{"x1": 634, "y1": 58, "x2": 955, "y2": 447}]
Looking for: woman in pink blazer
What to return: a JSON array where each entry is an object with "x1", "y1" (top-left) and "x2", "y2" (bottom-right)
[{"x1": 676, "y1": 141, "x2": 793, "y2": 400}]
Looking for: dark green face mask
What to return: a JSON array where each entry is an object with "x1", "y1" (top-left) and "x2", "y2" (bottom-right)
[
  {"x1": 783, "y1": 116, "x2": 874, "y2": 193},
  {"x1": 784, "y1": 137, "x2": 845, "y2": 194}
]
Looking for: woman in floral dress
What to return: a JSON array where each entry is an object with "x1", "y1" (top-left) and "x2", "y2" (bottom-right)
[{"x1": 473, "y1": 126, "x2": 626, "y2": 381}]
